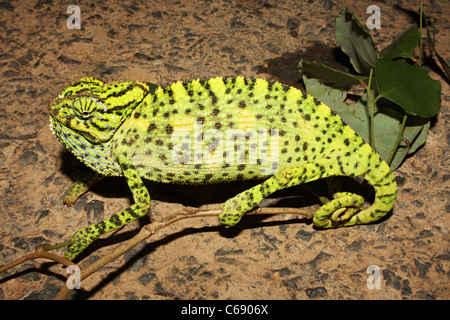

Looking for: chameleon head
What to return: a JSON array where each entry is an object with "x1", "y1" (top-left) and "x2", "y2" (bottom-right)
[{"x1": 49, "y1": 77, "x2": 149, "y2": 144}]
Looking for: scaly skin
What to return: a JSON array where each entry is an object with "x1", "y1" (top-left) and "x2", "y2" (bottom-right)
[{"x1": 49, "y1": 76, "x2": 397, "y2": 260}]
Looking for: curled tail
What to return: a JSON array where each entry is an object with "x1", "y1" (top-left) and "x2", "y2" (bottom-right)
[{"x1": 314, "y1": 149, "x2": 397, "y2": 229}]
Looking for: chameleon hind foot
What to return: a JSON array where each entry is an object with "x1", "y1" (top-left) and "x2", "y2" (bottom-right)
[
  {"x1": 219, "y1": 191, "x2": 256, "y2": 227},
  {"x1": 218, "y1": 167, "x2": 299, "y2": 227},
  {"x1": 313, "y1": 192, "x2": 365, "y2": 229}
]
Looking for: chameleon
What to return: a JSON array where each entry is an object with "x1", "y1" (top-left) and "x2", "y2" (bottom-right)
[{"x1": 48, "y1": 76, "x2": 397, "y2": 260}]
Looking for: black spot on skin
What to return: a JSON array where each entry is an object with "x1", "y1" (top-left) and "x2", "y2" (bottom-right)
[
  {"x1": 303, "y1": 142, "x2": 308, "y2": 151},
  {"x1": 166, "y1": 124, "x2": 174, "y2": 134},
  {"x1": 210, "y1": 93, "x2": 218, "y2": 104},
  {"x1": 239, "y1": 101, "x2": 246, "y2": 109},
  {"x1": 344, "y1": 138, "x2": 350, "y2": 146},
  {"x1": 197, "y1": 116, "x2": 205, "y2": 124},
  {"x1": 147, "y1": 123, "x2": 157, "y2": 132}
]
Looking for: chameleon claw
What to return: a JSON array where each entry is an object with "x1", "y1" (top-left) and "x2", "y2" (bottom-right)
[{"x1": 330, "y1": 207, "x2": 360, "y2": 222}]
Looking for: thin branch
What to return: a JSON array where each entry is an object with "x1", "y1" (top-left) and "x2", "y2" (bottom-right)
[
  {"x1": 0, "y1": 245, "x2": 73, "y2": 274},
  {"x1": 1, "y1": 204, "x2": 315, "y2": 300}
]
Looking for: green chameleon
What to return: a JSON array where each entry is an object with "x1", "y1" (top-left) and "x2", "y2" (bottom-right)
[{"x1": 49, "y1": 76, "x2": 397, "y2": 260}]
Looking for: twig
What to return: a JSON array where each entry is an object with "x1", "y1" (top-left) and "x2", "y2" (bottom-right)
[
  {"x1": 0, "y1": 245, "x2": 73, "y2": 274},
  {"x1": 56, "y1": 204, "x2": 314, "y2": 299},
  {"x1": 1, "y1": 204, "x2": 315, "y2": 300}
]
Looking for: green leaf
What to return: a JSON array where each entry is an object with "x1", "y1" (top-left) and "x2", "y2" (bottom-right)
[
  {"x1": 381, "y1": 24, "x2": 420, "y2": 60},
  {"x1": 371, "y1": 107, "x2": 430, "y2": 170},
  {"x1": 405, "y1": 117, "x2": 430, "y2": 154},
  {"x1": 375, "y1": 57, "x2": 442, "y2": 117},
  {"x1": 335, "y1": 7, "x2": 378, "y2": 75},
  {"x1": 298, "y1": 59, "x2": 368, "y2": 90},
  {"x1": 302, "y1": 76, "x2": 430, "y2": 170},
  {"x1": 301, "y1": 74, "x2": 348, "y2": 109}
]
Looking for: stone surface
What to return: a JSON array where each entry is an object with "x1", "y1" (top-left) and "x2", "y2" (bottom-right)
[{"x1": 0, "y1": 0, "x2": 448, "y2": 300}]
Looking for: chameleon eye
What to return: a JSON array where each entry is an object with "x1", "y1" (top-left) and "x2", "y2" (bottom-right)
[
  {"x1": 80, "y1": 110, "x2": 92, "y2": 119},
  {"x1": 72, "y1": 97, "x2": 95, "y2": 119}
]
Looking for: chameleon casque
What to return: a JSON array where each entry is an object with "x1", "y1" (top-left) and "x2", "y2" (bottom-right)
[{"x1": 49, "y1": 76, "x2": 397, "y2": 260}]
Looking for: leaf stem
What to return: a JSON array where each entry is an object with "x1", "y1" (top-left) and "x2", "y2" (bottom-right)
[
  {"x1": 387, "y1": 113, "x2": 408, "y2": 166},
  {"x1": 419, "y1": 1, "x2": 423, "y2": 66},
  {"x1": 366, "y1": 68, "x2": 375, "y2": 148}
]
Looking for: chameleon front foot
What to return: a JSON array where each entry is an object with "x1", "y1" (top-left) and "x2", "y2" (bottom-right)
[
  {"x1": 63, "y1": 226, "x2": 99, "y2": 260},
  {"x1": 63, "y1": 171, "x2": 105, "y2": 206}
]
